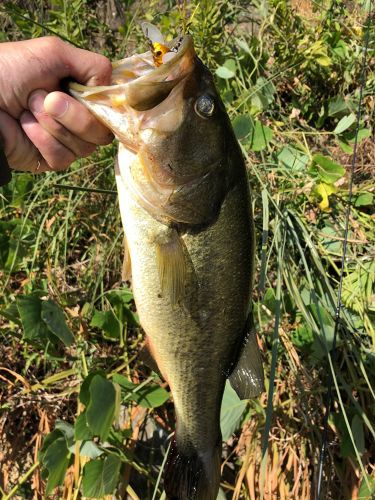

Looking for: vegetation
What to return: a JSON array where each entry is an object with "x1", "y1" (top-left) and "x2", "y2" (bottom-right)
[{"x1": 0, "y1": 1, "x2": 374, "y2": 498}]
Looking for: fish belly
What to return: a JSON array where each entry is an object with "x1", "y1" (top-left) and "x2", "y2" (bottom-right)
[{"x1": 116, "y1": 147, "x2": 253, "y2": 453}]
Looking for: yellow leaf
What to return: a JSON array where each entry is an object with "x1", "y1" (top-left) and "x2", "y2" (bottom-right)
[
  {"x1": 315, "y1": 183, "x2": 337, "y2": 211},
  {"x1": 316, "y1": 56, "x2": 332, "y2": 67}
]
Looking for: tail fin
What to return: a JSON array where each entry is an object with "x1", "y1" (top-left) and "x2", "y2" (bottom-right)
[{"x1": 164, "y1": 436, "x2": 221, "y2": 500}]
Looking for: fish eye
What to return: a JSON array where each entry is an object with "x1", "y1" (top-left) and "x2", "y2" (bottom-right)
[{"x1": 194, "y1": 94, "x2": 215, "y2": 118}]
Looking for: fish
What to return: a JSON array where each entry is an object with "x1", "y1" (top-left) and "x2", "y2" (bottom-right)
[{"x1": 69, "y1": 22, "x2": 264, "y2": 500}]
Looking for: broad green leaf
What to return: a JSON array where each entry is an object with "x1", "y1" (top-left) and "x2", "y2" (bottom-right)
[
  {"x1": 10, "y1": 173, "x2": 33, "y2": 208},
  {"x1": 352, "y1": 415, "x2": 365, "y2": 455},
  {"x1": 215, "y1": 59, "x2": 236, "y2": 79},
  {"x1": 106, "y1": 288, "x2": 133, "y2": 305},
  {"x1": 250, "y1": 121, "x2": 273, "y2": 151},
  {"x1": 79, "y1": 371, "x2": 106, "y2": 406},
  {"x1": 220, "y1": 381, "x2": 247, "y2": 441},
  {"x1": 74, "y1": 412, "x2": 93, "y2": 441},
  {"x1": 334, "y1": 113, "x2": 356, "y2": 134},
  {"x1": 235, "y1": 37, "x2": 251, "y2": 54},
  {"x1": 291, "y1": 324, "x2": 314, "y2": 349},
  {"x1": 338, "y1": 139, "x2": 353, "y2": 154},
  {"x1": 113, "y1": 374, "x2": 170, "y2": 408},
  {"x1": 82, "y1": 454, "x2": 122, "y2": 498},
  {"x1": 328, "y1": 96, "x2": 351, "y2": 117},
  {"x1": 55, "y1": 421, "x2": 74, "y2": 446},
  {"x1": 314, "y1": 183, "x2": 337, "y2": 211},
  {"x1": 4, "y1": 220, "x2": 35, "y2": 272},
  {"x1": 311, "y1": 155, "x2": 345, "y2": 184},
  {"x1": 232, "y1": 115, "x2": 252, "y2": 139},
  {"x1": 320, "y1": 226, "x2": 342, "y2": 254},
  {"x1": 263, "y1": 288, "x2": 277, "y2": 314},
  {"x1": 79, "y1": 441, "x2": 103, "y2": 459},
  {"x1": 0, "y1": 301, "x2": 21, "y2": 325},
  {"x1": 42, "y1": 437, "x2": 70, "y2": 495},
  {"x1": 86, "y1": 375, "x2": 116, "y2": 441},
  {"x1": 345, "y1": 127, "x2": 372, "y2": 144},
  {"x1": 278, "y1": 146, "x2": 309, "y2": 171},
  {"x1": 358, "y1": 474, "x2": 375, "y2": 499},
  {"x1": 41, "y1": 300, "x2": 74, "y2": 346},
  {"x1": 355, "y1": 193, "x2": 373, "y2": 207},
  {"x1": 17, "y1": 295, "x2": 50, "y2": 343},
  {"x1": 91, "y1": 309, "x2": 121, "y2": 340}
]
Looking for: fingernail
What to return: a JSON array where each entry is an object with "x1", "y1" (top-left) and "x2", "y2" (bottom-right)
[
  {"x1": 29, "y1": 91, "x2": 46, "y2": 114},
  {"x1": 46, "y1": 96, "x2": 69, "y2": 118}
]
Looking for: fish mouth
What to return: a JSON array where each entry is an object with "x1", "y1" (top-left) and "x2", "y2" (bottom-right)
[{"x1": 69, "y1": 32, "x2": 195, "y2": 113}]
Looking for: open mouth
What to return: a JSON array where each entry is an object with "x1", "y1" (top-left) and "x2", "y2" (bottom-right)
[{"x1": 69, "y1": 23, "x2": 195, "y2": 112}]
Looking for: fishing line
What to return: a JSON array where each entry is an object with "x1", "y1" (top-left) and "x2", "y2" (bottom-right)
[
  {"x1": 316, "y1": 3, "x2": 373, "y2": 498},
  {"x1": 52, "y1": 184, "x2": 117, "y2": 195}
]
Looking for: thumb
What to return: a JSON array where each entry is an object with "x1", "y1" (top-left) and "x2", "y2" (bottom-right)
[{"x1": 61, "y1": 41, "x2": 112, "y2": 86}]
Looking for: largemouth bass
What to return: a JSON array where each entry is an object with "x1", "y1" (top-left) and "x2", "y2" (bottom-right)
[{"x1": 70, "y1": 23, "x2": 264, "y2": 500}]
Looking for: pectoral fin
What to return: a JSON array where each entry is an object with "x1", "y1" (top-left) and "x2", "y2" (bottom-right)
[
  {"x1": 229, "y1": 315, "x2": 264, "y2": 399},
  {"x1": 155, "y1": 229, "x2": 186, "y2": 305},
  {"x1": 121, "y1": 234, "x2": 132, "y2": 282}
]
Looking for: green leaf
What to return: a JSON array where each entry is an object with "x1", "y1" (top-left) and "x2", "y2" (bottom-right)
[
  {"x1": 358, "y1": 474, "x2": 375, "y2": 499},
  {"x1": 352, "y1": 415, "x2": 365, "y2": 455},
  {"x1": 106, "y1": 288, "x2": 133, "y2": 305},
  {"x1": 42, "y1": 437, "x2": 70, "y2": 495},
  {"x1": 79, "y1": 441, "x2": 103, "y2": 459},
  {"x1": 10, "y1": 173, "x2": 33, "y2": 208},
  {"x1": 55, "y1": 421, "x2": 74, "y2": 446},
  {"x1": 328, "y1": 96, "x2": 351, "y2": 117},
  {"x1": 0, "y1": 302, "x2": 21, "y2": 325},
  {"x1": 41, "y1": 300, "x2": 74, "y2": 346},
  {"x1": 311, "y1": 155, "x2": 345, "y2": 184},
  {"x1": 355, "y1": 193, "x2": 373, "y2": 207},
  {"x1": 17, "y1": 295, "x2": 50, "y2": 343},
  {"x1": 291, "y1": 324, "x2": 314, "y2": 349},
  {"x1": 345, "y1": 127, "x2": 372, "y2": 144},
  {"x1": 232, "y1": 115, "x2": 252, "y2": 139},
  {"x1": 333, "y1": 113, "x2": 356, "y2": 134},
  {"x1": 338, "y1": 139, "x2": 353, "y2": 154},
  {"x1": 215, "y1": 59, "x2": 236, "y2": 79},
  {"x1": 320, "y1": 226, "x2": 342, "y2": 254},
  {"x1": 263, "y1": 288, "x2": 277, "y2": 314},
  {"x1": 74, "y1": 412, "x2": 93, "y2": 441},
  {"x1": 113, "y1": 374, "x2": 170, "y2": 408},
  {"x1": 86, "y1": 375, "x2": 116, "y2": 441},
  {"x1": 250, "y1": 121, "x2": 273, "y2": 151},
  {"x1": 278, "y1": 146, "x2": 309, "y2": 171},
  {"x1": 220, "y1": 381, "x2": 247, "y2": 441},
  {"x1": 82, "y1": 454, "x2": 121, "y2": 498},
  {"x1": 91, "y1": 309, "x2": 121, "y2": 340},
  {"x1": 79, "y1": 371, "x2": 106, "y2": 406}
]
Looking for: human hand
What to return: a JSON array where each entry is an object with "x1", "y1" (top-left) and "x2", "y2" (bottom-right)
[{"x1": 0, "y1": 36, "x2": 114, "y2": 174}]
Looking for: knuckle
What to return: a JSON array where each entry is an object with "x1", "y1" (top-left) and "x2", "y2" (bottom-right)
[
  {"x1": 48, "y1": 155, "x2": 74, "y2": 171},
  {"x1": 43, "y1": 36, "x2": 63, "y2": 52},
  {"x1": 98, "y1": 132, "x2": 114, "y2": 145},
  {"x1": 100, "y1": 56, "x2": 113, "y2": 81},
  {"x1": 80, "y1": 144, "x2": 96, "y2": 157}
]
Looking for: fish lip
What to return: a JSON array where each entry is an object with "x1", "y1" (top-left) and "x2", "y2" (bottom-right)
[{"x1": 68, "y1": 34, "x2": 195, "y2": 99}]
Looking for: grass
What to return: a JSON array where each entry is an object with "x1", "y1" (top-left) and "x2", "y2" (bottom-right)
[{"x1": 0, "y1": 0, "x2": 374, "y2": 498}]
